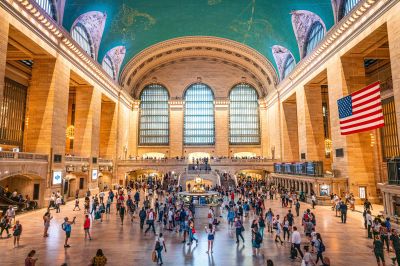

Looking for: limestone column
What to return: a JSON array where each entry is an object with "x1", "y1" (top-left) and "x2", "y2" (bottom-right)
[
  {"x1": 259, "y1": 99, "x2": 269, "y2": 157},
  {"x1": 73, "y1": 86, "x2": 101, "y2": 191},
  {"x1": 25, "y1": 57, "x2": 70, "y2": 190},
  {"x1": 169, "y1": 99, "x2": 184, "y2": 157},
  {"x1": 127, "y1": 100, "x2": 140, "y2": 157},
  {"x1": 25, "y1": 58, "x2": 70, "y2": 155},
  {"x1": 99, "y1": 101, "x2": 118, "y2": 159},
  {"x1": 297, "y1": 85, "x2": 325, "y2": 162},
  {"x1": 214, "y1": 99, "x2": 229, "y2": 157},
  {"x1": 73, "y1": 86, "x2": 101, "y2": 158},
  {"x1": 327, "y1": 56, "x2": 377, "y2": 202},
  {"x1": 0, "y1": 19, "x2": 8, "y2": 107},
  {"x1": 388, "y1": 14, "x2": 400, "y2": 144},
  {"x1": 281, "y1": 97, "x2": 299, "y2": 161}
]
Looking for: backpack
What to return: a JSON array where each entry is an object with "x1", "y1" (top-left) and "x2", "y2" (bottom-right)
[
  {"x1": 208, "y1": 213, "x2": 212, "y2": 219},
  {"x1": 155, "y1": 240, "x2": 162, "y2": 251},
  {"x1": 319, "y1": 240, "x2": 326, "y2": 252},
  {"x1": 255, "y1": 232, "x2": 263, "y2": 244},
  {"x1": 61, "y1": 222, "x2": 66, "y2": 231}
]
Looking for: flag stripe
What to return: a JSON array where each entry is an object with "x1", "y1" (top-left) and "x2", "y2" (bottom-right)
[
  {"x1": 341, "y1": 122, "x2": 385, "y2": 135},
  {"x1": 338, "y1": 82, "x2": 384, "y2": 135},
  {"x1": 352, "y1": 88, "x2": 380, "y2": 102},
  {"x1": 341, "y1": 120, "x2": 384, "y2": 133},
  {"x1": 339, "y1": 106, "x2": 382, "y2": 122},
  {"x1": 353, "y1": 101, "x2": 382, "y2": 114},
  {"x1": 352, "y1": 81, "x2": 380, "y2": 97},
  {"x1": 340, "y1": 115, "x2": 384, "y2": 130},
  {"x1": 339, "y1": 109, "x2": 383, "y2": 124}
]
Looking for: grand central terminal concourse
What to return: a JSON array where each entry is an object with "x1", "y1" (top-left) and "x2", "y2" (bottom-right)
[{"x1": 1, "y1": 0, "x2": 400, "y2": 265}]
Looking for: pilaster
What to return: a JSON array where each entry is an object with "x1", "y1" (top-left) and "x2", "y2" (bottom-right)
[
  {"x1": 169, "y1": 99, "x2": 184, "y2": 157},
  {"x1": 214, "y1": 98, "x2": 229, "y2": 157}
]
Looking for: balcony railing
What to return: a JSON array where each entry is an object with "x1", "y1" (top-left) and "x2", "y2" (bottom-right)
[{"x1": 0, "y1": 151, "x2": 48, "y2": 162}]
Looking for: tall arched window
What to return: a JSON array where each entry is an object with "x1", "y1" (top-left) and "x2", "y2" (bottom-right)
[
  {"x1": 34, "y1": 0, "x2": 57, "y2": 21},
  {"x1": 71, "y1": 24, "x2": 94, "y2": 58},
  {"x1": 229, "y1": 84, "x2": 260, "y2": 144},
  {"x1": 102, "y1": 56, "x2": 115, "y2": 79},
  {"x1": 304, "y1": 22, "x2": 324, "y2": 57},
  {"x1": 282, "y1": 55, "x2": 295, "y2": 80},
  {"x1": 139, "y1": 84, "x2": 169, "y2": 145},
  {"x1": 339, "y1": 0, "x2": 360, "y2": 20},
  {"x1": 184, "y1": 83, "x2": 215, "y2": 145}
]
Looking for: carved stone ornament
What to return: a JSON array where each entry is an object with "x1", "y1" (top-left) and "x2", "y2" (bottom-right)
[
  {"x1": 103, "y1": 46, "x2": 126, "y2": 80},
  {"x1": 291, "y1": 10, "x2": 326, "y2": 59},
  {"x1": 71, "y1": 11, "x2": 107, "y2": 60},
  {"x1": 271, "y1": 45, "x2": 295, "y2": 80}
]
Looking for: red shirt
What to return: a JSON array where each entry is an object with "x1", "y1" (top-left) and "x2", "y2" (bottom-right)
[{"x1": 84, "y1": 218, "x2": 90, "y2": 229}]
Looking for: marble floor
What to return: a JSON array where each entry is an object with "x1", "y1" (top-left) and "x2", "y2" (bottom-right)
[{"x1": 0, "y1": 194, "x2": 381, "y2": 266}]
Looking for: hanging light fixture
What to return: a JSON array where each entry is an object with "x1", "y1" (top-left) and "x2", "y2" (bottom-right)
[
  {"x1": 325, "y1": 139, "x2": 332, "y2": 154},
  {"x1": 66, "y1": 125, "x2": 75, "y2": 140}
]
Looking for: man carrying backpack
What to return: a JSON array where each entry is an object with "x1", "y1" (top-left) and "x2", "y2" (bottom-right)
[
  {"x1": 61, "y1": 216, "x2": 76, "y2": 248},
  {"x1": 139, "y1": 207, "x2": 146, "y2": 230}
]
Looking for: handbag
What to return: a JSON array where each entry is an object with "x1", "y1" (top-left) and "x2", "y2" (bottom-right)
[{"x1": 151, "y1": 250, "x2": 157, "y2": 262}]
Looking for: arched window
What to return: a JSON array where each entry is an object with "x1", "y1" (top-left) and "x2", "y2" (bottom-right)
[
  {"x1": 339, "y1": 0, "x2": 360, "y2": 20},
  {"x1": 184, "y1": 83, "x2": 215, "y2": 145},
  {"x1": 229, "y1": 84, "x2": 260, "y2": 144},
  {"x1": 34, "y1": 0, "x2": 57, "y2": 21},
  {"x1": 139, "y1": 84, "x2": 169, "y2": 145},
  {"x1": 304, "y1": 22, "x2": 324, "y2": 57},
  {"x1": 102, "y1": 56, "x2": 115, "y2": 79},
  {"x1": 282, "y1": 55, "x2": 295, "y2": 80},
  {"x1": 71, "y1": 24, "x2": 94, "y2": 58}
]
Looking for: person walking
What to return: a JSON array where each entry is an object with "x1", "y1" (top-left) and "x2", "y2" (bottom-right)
[
  {"x1": 274, "y1": 215, "x2": 283, "y2": 245},
  {"x1": 0, "y1": 215, "x2": 11, "y2": 238},
  {"x1": 258, "y1": 215, "x2": 266, "y2": 238},
  {"x1": 43, "y1": 212, "x2": 52, "y2": 237},
  {"x1": 139, "y1": 207, "x2": 146, "y2": 230},
  {"x1": 339, "y1": 201, "x2": 348, "y2": 223},
  {"x1": 235, "y1": 217, "x2": 245, "y2": 244},
  {"x1": 84, "y1": 214, "x2": 92, "y2": 240},
  {"x1": 314, "y1": 233, "x2": 325, "y2": 264},
  {"x1": 55, "y1": 196, "x2": 62, "y2": 213},
  {"x1": 12, "y1": 220, "x2": 22, "y2": 247},
  {"x1": 205, "y1": 223, "x2": 215, "y2": 253},
  {"x1": 390, "y1": 229, "x2": 400, "y2": 266},
  {"x1": 145, "y1": 208, "x2": 156, "y2": 235},
  {"x1": 291, "y1": 226, "x2": 304, "y2": 259},
  {"x1": 91, "y1": 249, "x2": 107, "y2": 266},
  {"x1": 373, "y1": 235, "x2": 385, "y2": 266},
  {"x1": 61, "y1": 216, "x2": 76, "y2": 248},
  {"x1": 25, "y1": 250, "x2": 38, "y2": 266},
  {"x1": 154, "y1": 233, "x2": 167, "y2": 265},
  {"x1": 252, "y1": 225, "x2": 262, "y2": 256},
  {"x1": 187, "y1": 220, "x2": 198, "y2": 246},
  {"x1": 119, "y1": 204, "x2": 126, "y2": 225},
  {"x1": 295, "y1": 200, "x2": 300, "y2": 217},
  {"x1": 73, "y1": 197, "x2": 80, "y2": 211}
]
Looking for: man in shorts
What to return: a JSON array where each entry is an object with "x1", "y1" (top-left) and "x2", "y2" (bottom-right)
[{"x1": 62, "y1": 216, "x2": 76, "y2": 248}]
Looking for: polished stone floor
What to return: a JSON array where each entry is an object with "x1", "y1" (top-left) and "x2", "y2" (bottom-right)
[{"x1": 0, "y1": 193, "x2": 380, "y2": 266}]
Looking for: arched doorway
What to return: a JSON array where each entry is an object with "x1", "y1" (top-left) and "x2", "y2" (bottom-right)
[{"x1": 0, "y1": 174, "x2": 44, "y2": 208}]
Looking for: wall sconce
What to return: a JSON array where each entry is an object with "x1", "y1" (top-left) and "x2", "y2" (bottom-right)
[
  {"x1": 324, "y1": 139, "x2": 332, "y2": 155},
  {"x1": 66, "y1": 125, "x2": 75, "y2": 140},
  {"x1": 370, "y1": 133, "x2": 375, "y2": 147}
]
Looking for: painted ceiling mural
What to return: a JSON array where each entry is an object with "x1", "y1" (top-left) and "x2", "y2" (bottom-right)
[{"x1": 63, "y1": 0, "x2": 334, "y2": 75}]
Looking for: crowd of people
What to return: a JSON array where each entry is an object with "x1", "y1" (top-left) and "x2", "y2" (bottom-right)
[{"x1": 1, "y1": 172, "x2": 397, "y2": 266}]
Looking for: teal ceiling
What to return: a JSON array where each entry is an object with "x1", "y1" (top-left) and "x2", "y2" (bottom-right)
[{"x1": 63, "y1": 0, "x2": 334, "y2": 73}]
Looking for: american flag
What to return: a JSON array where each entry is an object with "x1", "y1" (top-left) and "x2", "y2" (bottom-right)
[{"x1": 337, "y1": 81, "x2": 384, "y2": 135}]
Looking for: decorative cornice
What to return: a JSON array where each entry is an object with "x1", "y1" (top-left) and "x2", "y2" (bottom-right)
[
  {"x1": 2, "y1": 0, "x2": 132, "y2": 108},
  {"x1": 277, "y1": 0, "x2": 388, "y2": 101},
  {"x1": 71, "y1": 11, "x2": 107, "y2": 60}
]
